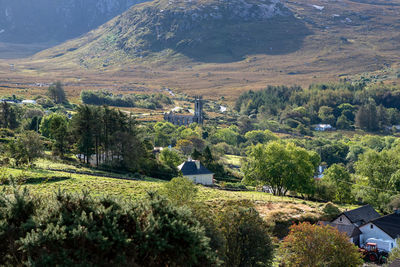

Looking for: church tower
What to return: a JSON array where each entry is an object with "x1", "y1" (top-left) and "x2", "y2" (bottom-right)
[{"x1": 194, "y1": 96, "x2": 204, "y2": 124}]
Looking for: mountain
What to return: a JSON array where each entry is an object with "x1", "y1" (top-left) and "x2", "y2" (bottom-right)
[
  {"x1": 2, "y1": 0, "x2": 400, "y2": 101},
  {"x1": 36, "y1": 0, "x2": 311, "y2": 64},
  {"x1": 0, "y1": 0, "x2": 147, "y2": 43}
]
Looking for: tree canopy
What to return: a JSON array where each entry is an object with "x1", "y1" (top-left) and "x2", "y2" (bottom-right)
[{"x1": 243, "y1": 141, "x2": 318, "y2": 196}]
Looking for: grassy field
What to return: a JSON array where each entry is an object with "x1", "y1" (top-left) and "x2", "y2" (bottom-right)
[
  {"x1": 0, "y1": 157, "x2": 357, "y2": 223},
  {"x1": 223, "y1": 154, "x2": 243, "y2": 167}
]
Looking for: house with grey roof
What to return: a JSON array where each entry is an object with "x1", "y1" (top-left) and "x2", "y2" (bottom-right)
[
  {"x1": 359, "y1": 211, "x2": 400, "y2": 252},
  {"x1": 332, "y1": 204, "x2": 381, "y2": 227},
  {"x1": 178, "y1": 159, "x2": 213, "y2": 185}
]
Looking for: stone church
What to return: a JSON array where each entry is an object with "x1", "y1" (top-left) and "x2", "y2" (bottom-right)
[{"x1": 164, "y1": 97, "x2": 204, "y2": 126}]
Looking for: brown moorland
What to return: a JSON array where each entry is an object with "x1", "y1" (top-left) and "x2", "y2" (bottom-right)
[{"x1": 0, "y1": 0, "x2": 399, "y2": 103}]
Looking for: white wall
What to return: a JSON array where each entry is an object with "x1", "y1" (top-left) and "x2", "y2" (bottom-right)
[
  {"x1": 359, "y1": 223, "x2": 397, "y2": 252},
  {"x1": 186, "y1": 174, "x2": 213, "y2": 186}
]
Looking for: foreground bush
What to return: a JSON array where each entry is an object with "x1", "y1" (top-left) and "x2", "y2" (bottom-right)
[
  {"x1": 0, "y1": 188, "x2": 217, "y2": 266},
  {"x1": 279, "y1": 222, "x2": 363, "y2": 267},
  {"x1": 217, "y1": 204, "x2": 274, "y2": 267},
  {"x1": 161, "y1": 177, "x2": 275, "y2": 267}
]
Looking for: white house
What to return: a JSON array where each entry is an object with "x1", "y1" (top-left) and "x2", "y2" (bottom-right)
[
  {"x1": 359, "y1": 212, "x2": 400, "y2": 252},
  {"x1": 178, "y1": 159, "x2": 214, "y2": 186},
  {"x1": 315, "y1": 165, "x2": 327, "y2": 179},
  {"x1": 315, "y1": 124, "x2": 333, "y2": 131},
  {"x1": 22, "y1": 100, "x2": 37, "y2": 105}
]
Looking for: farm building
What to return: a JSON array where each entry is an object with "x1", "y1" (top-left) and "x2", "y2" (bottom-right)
[
  {"x1": 332, "y1": 204, "x2": 381, "y2": 227},
  {"x1": 359, "y1": 211, "x2": 400, "y2": 252},
  {"x1": 329, "y1": 205, "x2": 400, "y2": 252},
  {"x1": 178, "y1": 159, "x2": 213, "y2": 186}
]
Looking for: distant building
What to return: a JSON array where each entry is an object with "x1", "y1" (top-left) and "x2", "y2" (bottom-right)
[
  {"x1": 0, "y1": 99, "x2": 18, "y2": 104},
  {"x1": 164, "y1": 97, "x2": 204, "y2": 126},
  {"x1": 22, "y1": 100, "x2": 37, "y2": 105},
  {"x1": 178, "y1": 159, "x2": 213, "y2": 185},
  {"x1": 315, "y1": 164, "x2": 327, "y2": 179},
  {"x1": 315, "y1": 124, "x2": 334, "y2": 131}
]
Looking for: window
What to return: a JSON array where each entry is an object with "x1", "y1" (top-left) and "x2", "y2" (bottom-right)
[
  {"x1": 339, "y1": 217, "x2": 342, "y2": 222},
  {"x1": 370, "y1": 224, "x2": 374, "y2": 229},
  {"x1": 392, "y1": 243, "x2": 394, "y2": 248}
]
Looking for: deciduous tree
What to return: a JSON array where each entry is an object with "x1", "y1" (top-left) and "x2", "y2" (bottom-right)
[
  {"x1": 324, "y1": 164, "x2": 353, "y2": 203},
  {"x1": 8, "y1": 131, "x2": 44, "y2": 165},
  {"x1": 242, "y1": 141, "x2": 317, "y2": 196}
]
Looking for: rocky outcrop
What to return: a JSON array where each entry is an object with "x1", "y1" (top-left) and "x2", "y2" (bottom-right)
[{"x1": 0, "y1": 0, "x2": 147, "y2": 43}]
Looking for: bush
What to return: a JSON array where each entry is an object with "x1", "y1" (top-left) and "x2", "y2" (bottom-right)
[
  {"x1": 220, "y1": 182, "x2": 247, "y2": 190},
  {"x1": 0, "y1": 188, "x2": 217, "y2": 266},
  {"x1": 279, "y1": 222, "x2": 363, "y2": 267},
  {"x1": 322, "y1": 202, "x2": 341, "y2": 220},
  {"x1": 161, "y1": 176, "x2": 198, "y2": 206},
  {"x1": 217, "y1": 203, "x2": 274, "y2": 267},
  {"x1": 81, "y1": 90, "x2": 172, "y2": 109}
]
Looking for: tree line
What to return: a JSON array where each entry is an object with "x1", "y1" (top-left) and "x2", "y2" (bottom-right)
[
  {"x1": 81, "y1": 90, "x2": 172, "y2": 109},
  {"x1": 2, "y1": 104, "x2": 177, "y2": 180},
  {"x1": 235, "y1": 83, "x2": 400, "y2": 133}
]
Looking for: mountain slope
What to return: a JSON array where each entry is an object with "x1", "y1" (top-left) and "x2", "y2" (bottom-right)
[
  {"x1": 0, "y1": 0, "x2": 147, "y2": 43},
  {"x1": 1, "y1": 0, "x2": 400, "y2": 101},
  {"x1": 36, "y1": 0, "x2": 310, "y2": 64}
]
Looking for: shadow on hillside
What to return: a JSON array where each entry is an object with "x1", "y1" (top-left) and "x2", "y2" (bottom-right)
[
  {"x1": 169, "y1": 17, "x2": 312, "y2": 63},
  {"x1": 24, "y1": 176, "x2": 71, "y2": 184}
]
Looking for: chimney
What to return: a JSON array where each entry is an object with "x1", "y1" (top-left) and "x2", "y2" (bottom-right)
[{"x1": 195, "y1": 161, "x2": 200, "y2": 170}]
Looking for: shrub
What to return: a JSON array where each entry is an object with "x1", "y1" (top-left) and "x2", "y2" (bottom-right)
[
  {"x1": 0, "y1": 188, "x2": 217, "y2": 266},
  {"x1": 279, "y1": 222, "x2": 363, "y2": 267},
  {"x1": 322, "y1": 202, "x2": 341, "y2": 220},
  {"x1": 161, "y1": 176, "x2": 198, "y2": 206},
  {"x1": 217, "y1": 204, "x2": 274, "y2": 267},
  {"x1": 388, "y1": 239, "x2": 400, "y2": 265}
]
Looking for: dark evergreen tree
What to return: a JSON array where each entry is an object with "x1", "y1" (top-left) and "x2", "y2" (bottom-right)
[{"x1": 47, "y1": 81, "x2": 67, "y2": 104}]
